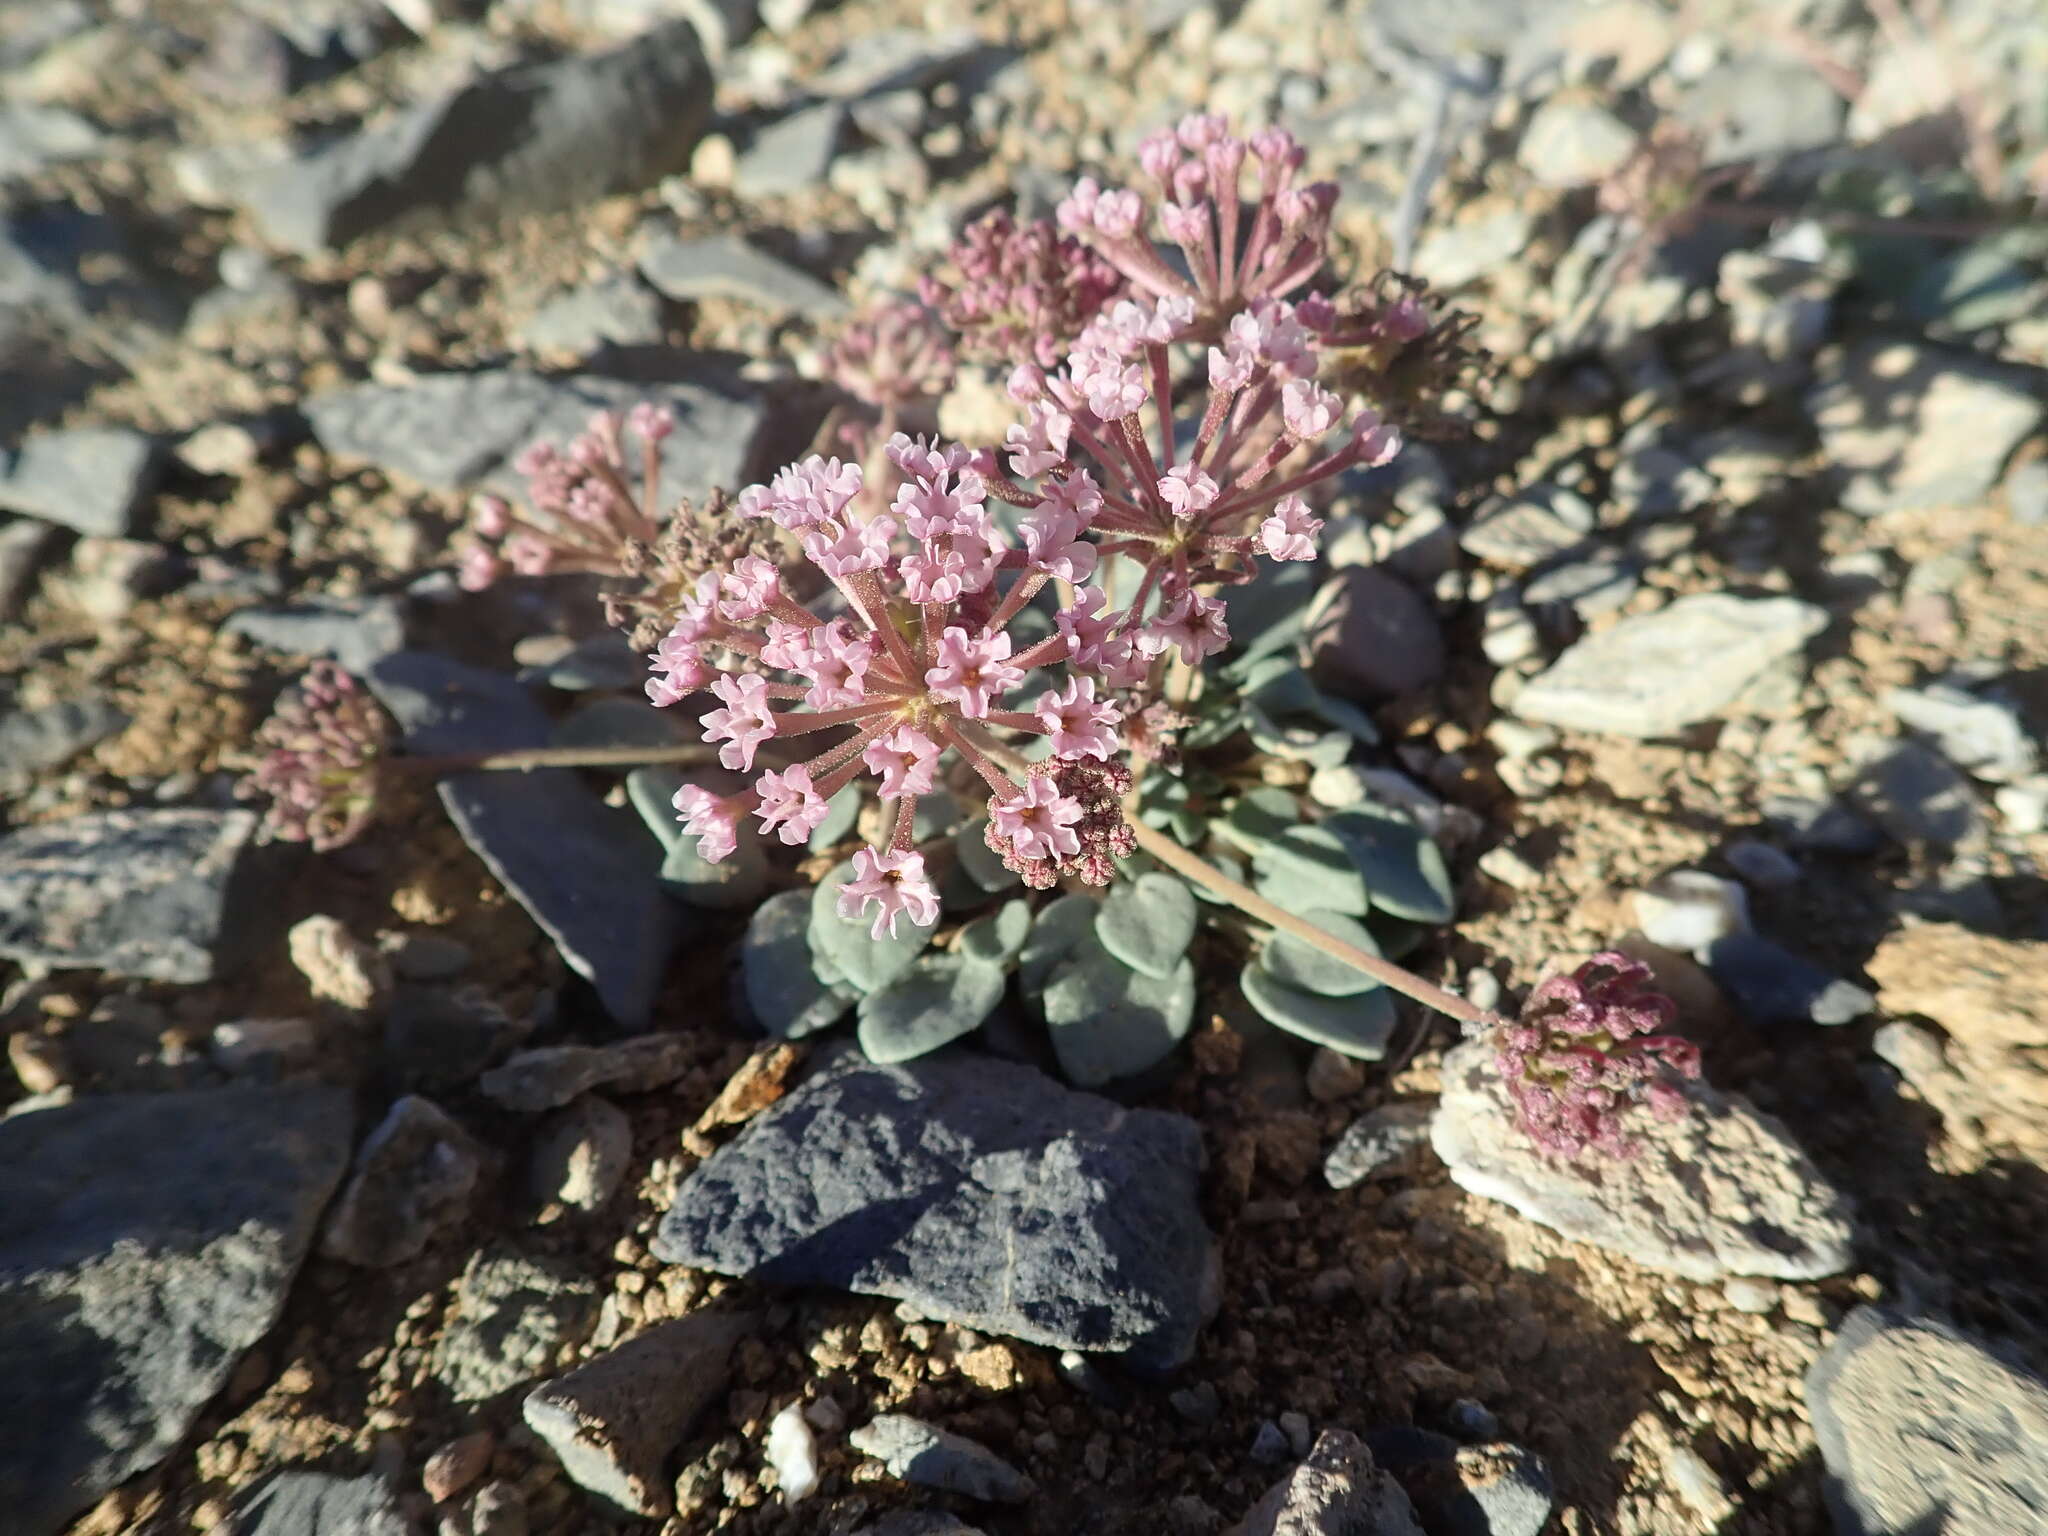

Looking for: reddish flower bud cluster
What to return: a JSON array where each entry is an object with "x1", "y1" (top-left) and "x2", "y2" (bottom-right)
[
  {"x1": 984, "y1": 757, "x2": 1137, "y2": 888},
  {"x1": 1496, "y1": 952, "x2": 1704, "y2": 1159},
  {"x1": 242, "y1": 662, "x2": 392, "y2": 851},
  {"x1": 824, "y1": 300, "x2": 958, "y2": 410},
  {"x1": 917, "y1": 209, "x2": 1123, "y2": 369}
]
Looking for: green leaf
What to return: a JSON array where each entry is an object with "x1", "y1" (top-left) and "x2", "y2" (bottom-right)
[
  {"x1": 856, "y1": 953, "x2": 1007, "y2": 1064},
  {"x1": 626, "y1": 766, "x2": 689, "y2": 851},
  {"x1": 660, "y1": 831, "x2": 769, "y2": 909},
  {"x1": 1260, "y1": 908, "x2": 1385, "y2": 997},
  {"x1": 805, "y1": 782, "x2": 862, "y2": 852},
  {"x1": 1095, "y1": 871, "x2": 1197, "y2": 979},
  {"x1": 960, "y1": 899, "x2": 1032, "y2": 966},
  {"x1": 742, "y1": 890, "x2": 857, "y2": 1038},
  {"x1": 1044, "y1": 936, "x2": 1197, "y2": 1086},
  {"x1": 1240, "y1": 964, "x2": 1398, "y2": 1059},
  {"x1": 1323, "y1": 809, "x2": 1455, "y2": 924},
  {"x1": 810, "y1": 859, "x2": 936, "y2": 992},
  {"x1": 913, "y1": 790, "x2": 964, "y2": 841},
  {"x1": 956, "y1": 817, "x2": 1022, "y2": 893},
  {"x1": 1251, "y1": 824, "x2": 1371, "y2": 916},
  {"x1": 1018, "y1": 892, "x2": 1100, "y2": 993},
  {"x1": 1218, "y1": 785, "x2": 1302, "y2": 855}
]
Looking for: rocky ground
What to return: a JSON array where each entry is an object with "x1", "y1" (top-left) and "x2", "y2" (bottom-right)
[{"x1": 3, "y1": 0, "x2": 2047, "y2": 1533}]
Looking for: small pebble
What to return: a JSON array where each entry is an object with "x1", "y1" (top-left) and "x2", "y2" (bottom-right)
[
  {"x1": 1478, "y1": 846, "x2": 1543, "y2": 890},
  {"x1": 1724, "y1": 840, "x2": 1801, "y2": 888},
  {"x1": 1278, "y1": 1411, "x2": 1312, "y2": 1457},
  {"x1": 1249, "y1": 1419, "x2": 1291, "y2": 1462},
  {"x1": 1448, "y1": 1398, "x2": 1500, "y2": 1439},
  {"x1": 764, "y1": 1401, "x2": 819, "y2": 1504},
  {"x1": 1304, "y1": 1047, "x2": 1366, "y2": 1103},
  {"x1": 422, "y1": 1431, "x2": 494, "y2": 1504},
  {"x1": 1632, "y1": 871, "x2": 1751, "y2": 954},
  {"x1": 1722, "y1": 1277, "x2": 1779, "y2": 1315}
]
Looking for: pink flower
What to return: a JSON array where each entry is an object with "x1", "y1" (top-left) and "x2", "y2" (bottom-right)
[
  {"x1": 673, "y1": 784, "x2": 745, "y2": 863},
  {"x1": 990, "y1": 778, "x2": 1084, "y2": 861},
  {"x1": 799, "y1": 621, "x2": 874, "y2": 709},
  {"x1": 1257, "y1": 494, "x2": 1323, "y2": 561},
  {"x1": 1004, "y1": 403, "x2": 1072, "y2": 479},
  {"x1": 1138, "y1": 591, "x2": 1230, "y2": 664},
  {"x1": 925, "y1": 627, "x2": 1024, "y2": 718},
  {"x1": 457, "y1": 547, "x2": 502, "y2": 592},
  {"x1": 838, "y1": 847, "x2": 941, "y2": 939},
  {"x1": 1057, "y1": 588, "x2": 1137, "y2": 677},
  {"x1": 1017, "y1": 504, "x2": 1097, "y2": 582},
  {"x1": 1353, "y1": 409, "x2": 1402, "y2": 466},
  {"x1": 1157, "y1": 463, "x2": 1219, "y2": 518},
  {"x1": 753, "y1": 764, "x2": 831, "y2": 845},
  {"x1": 1281, "y1": 378, "x2": 1341, "y2": 439},
  {"x1": 764, "y1": 456, "x2": 863, "y2": 529},
  {"x1": 802, "y1": 514, "x2": 897, "y2": 577},
  {"x1": 701, "y1": 672, "x2": 778, "y2": 770},
  {"x1": 862, "y1": 725, "x2": 942, "y2": 799},
  {"x1": 759, "y1": 618, "x2": 815, "y2": 672},
  {"x1": 718, "y1": 555, "x2": 781, "y2": 621},
  {"x1": 1207, "y1": 343, "x2": 1253, "y2": 393},
  {"x1": 1034, "y1": 676, "x2": 1121, "y2": 760}
]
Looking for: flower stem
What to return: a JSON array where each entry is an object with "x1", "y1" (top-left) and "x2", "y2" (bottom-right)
[
  {"x1": 1125, "y1": 817, "x2": 1488, "y2": 1028},
  {"x1": 398, "y1": 744, "x2": 719, "y2": 775}
]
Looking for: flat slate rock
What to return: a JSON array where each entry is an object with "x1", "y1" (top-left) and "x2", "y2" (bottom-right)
[
  {"x1": 1430, "y1": 1039, "x2": 1855, "y2": 1282},
  {"x1": 652, "y1": 1047, "x2": 1219, "y2": 1371},
  {"x1": 1809, "y1": 339, "x2": 2045, "y2": 517},
  {"x1": 226, "y1": 1471, "x2": 412, "y2": 1536},
  {"x1": 0, "y1": 1084, "x2": 354, "y2": 1536},
  {"x1": 224, "y1": 595, "x2": 407, "y2": 674},
  {"x1": 639, "y1": 232, "x2": 848, "y2": 318},
  {"x1": 0, "y1": 807, "x2": 261, "y2": 982},
  {"x1": 244, "y1": 22, "x2": 713, "y2": 253},
  {"x1": 0, "y1": 426, "x2": 163, "y2": 537},
  {"x1": 305, "y1": 369, "x2": 764, "y2": 506},
  {"x1": 0, "y1": 693, "x2": 128, "y2": 792},
  {"x1": 1806, "y1": 1306, "x2": 2048, "y2": 1535},
  {"x1": 1511, "y1": 592, "x2": 1826, "y2": 737},
  {"x1": 848, "y1": 1415, "x2": 1034, "y2": 1503},
  {"x1": 367, "y1": 651, "x2": 681, "y2": 1028}
]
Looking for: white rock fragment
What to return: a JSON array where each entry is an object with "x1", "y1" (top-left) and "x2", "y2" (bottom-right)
[
  {"x1": 765, "y1": 1401, "x2": 820, "y2": 1504},
  {"x1": 1631, "y1": 870, "x2": 1751, "y2": 955},
  {"x1": 1430, "y1": 1040, "x2": 1855, "y2": 1281}
]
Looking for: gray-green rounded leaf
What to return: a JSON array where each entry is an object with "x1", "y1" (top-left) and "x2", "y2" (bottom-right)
[
  {"x1": 1324, "y1": 809, "x2": 1455, "y2": 924},
  {"x1": 626, "y1": 766, "x2": 689, "y2": 850},
  {"x1": 1095, "y1": 871, "x2": 1197, "y2": 979},
  {"x1": 1018, "y1": 892, "x2": 1100, "y2": 993},
  {"x1": 811, "y1": 859, "x2": 936, "y2": 992},
  {"x1": 805, "y1": 782, "x2": 862, "y2": 852},
  {"x1": 1260, "y1": 909, "x2": 1385, "y2": 997},
  {"x1": 1240, "y1": 964, "x2": 1398, "y2": 1059},
  {"x1": 1251, "y1": 825, "x2": 1371, "y2": 916},
  {"x1": 661, "y1": 830, "x2": 768, "y2": 909},
  {"x1": 960, "y1": 899, "x2": 1032, "y2": 966},
  {"x1": 1044, "y1": 937, "x2": 1196, "y2": 1086},
  {"x1": 956, "y1": 817, "x2": 1022, "y2": 893},
  {"x1": 856, "y1": 954, "x2": 1007, "y2": 1064},
  {"x1": 743, "y1": 890, "x2": 856, "y2": 1038},
  {"x1": 1220, "y1": 785, "x2": 1303, "y2": 855}
]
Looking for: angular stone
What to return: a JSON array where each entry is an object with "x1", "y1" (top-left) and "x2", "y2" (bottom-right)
[
  {"x1": 1367, "y1": 1430, "x2": 1554, "y2": 1536},
  {"x1": 0, "y1": 808, "x2": 262, "y2": 983},
  {"x1": 847, "y1": 1416, "x2": 1033, "y2": 1503},
  {"x1": 433, "y1": 1246, "x2": 601, "y2": 1403},
  {"x1": 639, "y1": 232, "x2": 847, "y2": 318},
  {"x1": 529, "y1": 1094, "x2": 632, "y2": 1210},
  {"x1": 516, "y1": 274, "x2": 666, "y2": 356},
  {"x1": 1810, "y1": 340, "x2": 2045, "y2": 517},
  {"x1": 0, "y1": 427, "x2": 163, "y2": 537},
  {"x1": 228, "y1": 1471, "x2": 411, "y2": 1536},
  {"x1": 244, "y1": 23, "x2": 713, "y2": 253},
  {"x1": 1678, "y1": 57, "x2": 1844, "y2": 162},
  {"x1": 1512, "y1": 593, "x2": 1826, "y2": 737},
  {"x1": 1806, "y1": 1306, "x2": 2048, "y2": 1536},
  {"x1": 1518, "y1": 99, "x2": 1637, "y2": 187},
  {"x1": 1430, "y1": 1039, "x2": 1855, "y2": 1281},
  {"x1": 479, "y1": 1035, "x2": 692, "y2": 1113},
  {"x1": 1705, "y1": 933, "x2": 1875, "y2": 1027},
  {"x1": 306, "y1": 370, "x2": 763, "y2": 508},
  {"x1": 1850, "y1": 738, "x2": 1984, "y2": 848},
  {"x1": 1304, "y1": 566, "x2": 1445, "y2": 701},
  {"x1": 652, "y1": 1048, "x2": 1219, "y2": 1370},
  {"x1": 321, "y1": 1095, "x2": 485, "y2": 1267},
  {"x1": 367, "y1": 652, "x2": 682, "y2": 1028},
  {"x1": 523, "y1": 1311, "x2": 756, "y2": 1518},
  {"x1": 0, "y1": 1085, "x2": 353, "y2": 1536},
  {"x1": 1239, "y1": 1429, "x2": 1424, "y2": 1536},
  {"x1": 1324, "y1": 1102, "x2": 1433, "y2": 1190},
  {"x1": 1885, "y1": 684, "x2": 2037, "y2": 784},
  {"x1": 223, "y1": 595, "x2": 407, "y2": 674},
  {"x1": 0, "y1": 693, "x2": 128, "y2": 792}
]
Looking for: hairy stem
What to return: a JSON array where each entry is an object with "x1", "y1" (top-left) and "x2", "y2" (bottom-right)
[{"x1": 398, "y1": 743, "x2": 719, "y2": 774}]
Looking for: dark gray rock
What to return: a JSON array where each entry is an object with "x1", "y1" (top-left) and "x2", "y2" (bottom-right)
[
  {"x1": 1761, "y1": 794, "x2": 1886, "y2": 855},
  {"x1": 245, "y1": 23, "x2": 713, "y2": 254},
  {"x1": 320, "y1": 1095, "x2": 484, "y2": 1267},
  {"x1": 224, "y1": 596, "x2": 407, "y2": 674},
  {"x1": 305, "y1": 370, "x2": 763, "y2": 508},
  {"x1": 1806, "y1": 1306, "x2": 2048, "y2": 1536},
  {"x1": 0, "y1": 1084, "x2": 353, "y2": 1536},
  {"x1": 652, "y1": 1048, "x2": 1219, "y2": 1371},
  {"x1": 1520, "y1": 549, "x2": 1639, "y2": 618},
  {"x1": 639, "y1": 232, "x2": 847, "y2": 318},
  {"x1": 227, "y1": 1470, "x2": 412, "y2": 1536},
  {"x1": 1366, "y1": 1430, "x2": 1553, "y2": 1536},
  {"x1": 1304, "y1": 566, "x2": 1445, "y2": 702},
  {"x1": 0, "y1": 427, "x2": 162, "y2": 537},
  {"x1": 0, "y1": 518, "x2": 56, "y2": 618},
  {"x1": 432, "y1": 1246, "x2": 601, "y2": 1403},
  {"x1": 0, "y1": 102, "x2": 102, "y2": 180},
  {"x1": 1239, "y1": 1429, "x2": 1424, "y2": 1536},
  {"x1": 478, "y1": 1035, "x2": 692, "y2": 1112},
  {"x1": 1850, "y1": 739, "x2": 1984, "y2": 848},
  {"x1": 1705, "y1": 935, "x2": 1871, "y2": 1027},
  {"x1": 1809, "y1": 340, "x2": 2045, "y2": 517},
  {"x1": 516, "y1": 274, "x2": 666, "y2": 356},
  {"x1": 522, "y1": 1311, "x2": 756, "y2": 1518},
  {"x1": 0, "y1": 808, "x2": 261, "y2": 982},
  {"x1": 381, "y1": 985, "x2": 521, "y2": 1091},
  {"x1": 847, "y1": 1415, "x2": 1033, "y2": 1503},
  {"x1": 367, "y1": 652, "x2": 682, "y2": 1028},
  {"x1": 1885, "y1": 684, "x2": 2037, "y2": 784},
  {"x1": 1325, "y1": 1102, "x2": 1434, "y2": 1190},
  {"x1": 733, "y1": 101, "x2": 846, "y2": 199},
  {"x1": 0, "y1": 694, "x2": 128, "y2": 792},
  {"x1": 530, "y1": 1095, "x2": 632, "y2": 1210}
]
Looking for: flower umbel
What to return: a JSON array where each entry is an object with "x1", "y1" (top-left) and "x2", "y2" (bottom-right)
[
  {"x1": 1494, "y1": 952, "x2": 1703, "y2": 1159},
  {"x1": 242, "y1": 662, "x2": 393, "y2": 851}
]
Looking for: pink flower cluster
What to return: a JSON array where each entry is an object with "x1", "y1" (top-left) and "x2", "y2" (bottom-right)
[
  {"x1": 1496, "y1": 953, "x2": 1704, "y2": 1159},
  {"x1": 917, "y1": 209, "x2": 1124, "y2": 369},
  {"x1": 242, "y1": 662, "x2": 392, "y2": 851},
  {"x1": 824, "y1": 300, "x2": 958, "y2": 411},
  {"x1": 458, "y1": 403, "x2": 674, "y2": 592}
]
